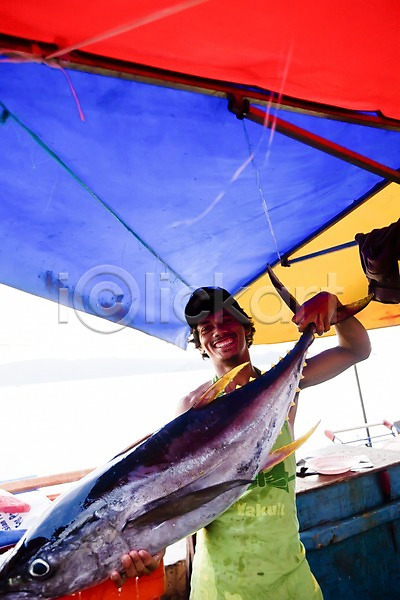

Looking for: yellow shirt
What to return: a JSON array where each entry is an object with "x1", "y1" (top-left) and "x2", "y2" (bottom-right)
[{"x1": 190, "y1": 422, "x2": 323, "y2": 600}]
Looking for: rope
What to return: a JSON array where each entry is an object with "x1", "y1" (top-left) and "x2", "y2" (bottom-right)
[
  {"x1": 239, "y1": 42, "x2": 294, "y2": 264},
  {"x1": 242, "y1": 119, "x2": 282, "y2": 262},
  {"x1": 0, "y1": 52, "x2": 85, "y2": 121}
]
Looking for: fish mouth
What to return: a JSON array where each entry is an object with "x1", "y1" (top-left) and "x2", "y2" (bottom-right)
[{"x1": 0, "y1": 580, "x2": 38, "y2": 600}]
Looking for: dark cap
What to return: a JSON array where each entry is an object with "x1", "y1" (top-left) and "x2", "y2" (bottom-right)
[{"x1": 184, "y1": 286, "x2": 251, "y2": 327}]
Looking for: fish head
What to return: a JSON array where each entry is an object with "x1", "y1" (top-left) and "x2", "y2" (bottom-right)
[
  {"x1": 0, "y1": 529, "x2": 99, "y2": 599},
  {"x1": 0, "y1": 466, "x2": 121, "y2": 599}
]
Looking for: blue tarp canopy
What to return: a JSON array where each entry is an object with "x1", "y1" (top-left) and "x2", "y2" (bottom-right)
[{"x1": 1, "y1": 8, "x2": 400, "y2": 347}]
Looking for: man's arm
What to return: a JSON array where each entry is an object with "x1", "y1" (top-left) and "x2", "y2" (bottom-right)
[
  {"x1": 175, "y1": 380, "x2": 212, "y2": 416},
  {"x1": 293, "y1": 292, "x2": 371, "y2": 389}
]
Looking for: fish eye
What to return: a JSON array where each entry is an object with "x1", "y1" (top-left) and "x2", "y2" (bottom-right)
[{"x1": 28, "y1": 558, "x2": 51, "y2": 579}]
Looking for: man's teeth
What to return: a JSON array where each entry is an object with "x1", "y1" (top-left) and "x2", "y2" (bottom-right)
[{"x1": 215, "y1": 338, "x2": 234, "y2": 348}]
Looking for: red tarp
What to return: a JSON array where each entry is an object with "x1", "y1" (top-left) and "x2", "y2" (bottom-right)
[{"x1": 1, "y1": 0, "x2": 400, "y2": 119}]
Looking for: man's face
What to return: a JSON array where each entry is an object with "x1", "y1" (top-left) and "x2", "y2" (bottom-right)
[{"x1": 196, "y1": 309, "x2": 250, "y2": 365}]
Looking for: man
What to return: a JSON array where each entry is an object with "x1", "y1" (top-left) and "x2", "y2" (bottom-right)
[{"x1": 111, "y1": 287, "x2": 371, "y2": 598}]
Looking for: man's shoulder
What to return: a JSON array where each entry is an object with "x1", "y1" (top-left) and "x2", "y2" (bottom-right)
[{"x1": 176, "y1": 380, "x2": 212, "y2": 415}]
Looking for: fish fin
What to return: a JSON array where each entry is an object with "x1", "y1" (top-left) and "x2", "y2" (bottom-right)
[
  {"x1": 193, "y1": 362, "x2": 249, "y2": 409},
  {"x1": 267, "y1": 264, "x2": 300, "y2": 315},
  {"x1": 334, "y1": 294, "x2": 373, "y2": 323},
  {"x1": 112, "y1": 431, "x2": 153, "y2": 459},
  {"x1": 125, "y1": 479, "x2": 251, "y2": 528},
  {"x1": 267, "y1": 264, "x2": 372, "y2": 323},
  {"x1": 260, "y1": 422, "x2": 320, "y2": 472}
]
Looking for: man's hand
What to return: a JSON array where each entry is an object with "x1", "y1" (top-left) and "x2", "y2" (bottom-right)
[
  {"x1": 292, "y1": 292, "x2": 339, "y2": 336},
  {"x1": 292, "y1": 291, "x2": 370, "y2": 389},
  {"x1": 110, "y1": 549, "x2": 165, "y2": 588}
]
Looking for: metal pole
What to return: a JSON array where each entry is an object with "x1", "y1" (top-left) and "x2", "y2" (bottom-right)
[
  {"x1": 354, "y1": 364, "x2": 372, "y2": 446},
  {"x1": 243, "y1": 104, "x2": 400, "y2": 185}
]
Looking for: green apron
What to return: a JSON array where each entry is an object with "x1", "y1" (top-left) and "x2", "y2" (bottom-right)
[{"x1": 190, "y1": 402, "x2": 323, "y2": 600}]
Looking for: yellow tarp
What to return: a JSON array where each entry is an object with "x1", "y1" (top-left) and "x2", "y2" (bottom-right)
[{"x1": 238, "y1": 184, "x2": 400, "y2": 344}]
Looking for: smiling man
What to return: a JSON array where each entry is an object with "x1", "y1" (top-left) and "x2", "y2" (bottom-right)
[
  {"x1": 183, "y1": 287, "x2": 260, "y2": 397},
  {"x1": 113, "y1": 285, "x2": 371, "y2": 599}
]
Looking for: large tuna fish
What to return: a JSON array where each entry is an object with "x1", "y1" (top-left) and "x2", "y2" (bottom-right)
[
  {"x1": 0, "y1": 325, "x2": 316, "y2": 599},
  {"x1": 0, "y1": 264, "x2": 373, "y2": 600}
]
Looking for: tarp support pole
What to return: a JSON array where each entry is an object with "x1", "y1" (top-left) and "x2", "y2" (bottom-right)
[
  {"x1": 229, "y1": 99, "x2": 400, "y2": 184},
  {"x1": 285, "y1": 240, "x2": 358, "y2": 265},
  {"x1": 2, "y1": 35, "x2": 400, "y2": 131}
]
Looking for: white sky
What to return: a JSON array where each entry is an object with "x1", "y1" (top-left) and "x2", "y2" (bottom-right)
[{"x1": 1, "y1": 283, "x2": 399, "y2": 483}]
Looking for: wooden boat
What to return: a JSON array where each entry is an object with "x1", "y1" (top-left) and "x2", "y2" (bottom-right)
[{"x1": 297, "y1": 444, "x2": 400, "y2": 599}]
